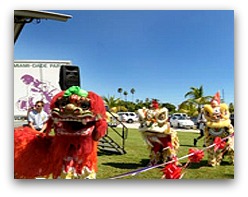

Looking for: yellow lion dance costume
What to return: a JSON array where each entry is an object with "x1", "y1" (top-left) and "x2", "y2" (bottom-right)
[
  {"x1": 203, "y1": 92, "x2": 234, "y2": 166},
  {"x1": 138, "y1": 100, "x2": 179, "y2": 166}
]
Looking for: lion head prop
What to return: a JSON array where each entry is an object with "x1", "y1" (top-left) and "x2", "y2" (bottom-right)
[
  {"x1": 203, "y1": 91, "x2": 232, "y2": 137},
  {"x1": 14, "y1": 86, "x2": 107, "y2": 179}
]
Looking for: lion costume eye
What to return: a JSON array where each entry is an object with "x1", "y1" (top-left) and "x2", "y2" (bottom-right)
[
  {"x1": 157, "y1": 113, "x2": 165, "y2": 120},
  {"x1": 81, "y1": 100, "x2": 90, "y2": 110},
  {"x1": 213, "y1": 107, "x2": 220, "y2": 114},
  {"x1": 146, "y1": 110, "x2": 154, "y2": 120},
  {"x1": 155, "y1": 108, "x2": 168, "y2": 124},
  {"x1": 55, "y1": 97, "x2": 69, "y2": 108}
]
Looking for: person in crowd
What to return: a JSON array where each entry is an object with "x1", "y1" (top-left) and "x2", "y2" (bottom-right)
[
  {"x1": 27, "y1": 100, "x2": 48, "y2": 133},
  {"x1": 194, "y1": 108, "x2": 206, "y2": 147}
]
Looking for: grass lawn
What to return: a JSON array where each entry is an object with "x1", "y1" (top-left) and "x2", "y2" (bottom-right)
[{"x1": 96, "y1": 128, "x2": 234, "y2": 179}]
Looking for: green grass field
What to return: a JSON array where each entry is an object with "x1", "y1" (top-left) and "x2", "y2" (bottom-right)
[{"x1": 96, "y1": 128, "x2": 234, "y2": 179}]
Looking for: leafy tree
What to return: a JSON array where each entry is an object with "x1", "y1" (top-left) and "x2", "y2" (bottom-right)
[
  {"x1": 102, "y1": 95, "x2": 120, "y2": 110},
  {"x1": 161, "y1": 103, "x2": 176, "y2": 114},
  {"x1": 135, "y1": 100, "x2": 144, "y2": 110},
  {"x1": 103, "y1": 95, "x2": 128, "y2": 112},
  {"x1": 184, "y1": 85, "x2": 211, "y2": 113},
  {"x1": 178, "y1": 101, "x2": 198, "y2": 117}
]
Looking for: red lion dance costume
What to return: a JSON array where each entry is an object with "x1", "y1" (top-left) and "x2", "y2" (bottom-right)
[{"x1": 14, "y1": 86, "x2": 107, "y2": 179}]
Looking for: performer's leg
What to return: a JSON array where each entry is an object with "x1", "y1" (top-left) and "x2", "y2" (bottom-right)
[
  {"x1": 205, "y1": 136, "x2": 217, "y2": 166},
  {"x1": 215, "y1": 149, "x2": 223, "y2": 166}
]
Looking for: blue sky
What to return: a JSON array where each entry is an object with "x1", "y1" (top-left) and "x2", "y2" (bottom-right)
[{"x1": 14, "y1": 10, "x2": 234, "y2": 106}]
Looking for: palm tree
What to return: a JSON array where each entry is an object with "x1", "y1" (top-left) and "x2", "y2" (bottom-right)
[
  {"x1": 229, "y1": 102, "x2": 234, "y2": 113},
  {"x1": 178, "y1": 101, "x2": 198, "y2": 117},
  {"x1": 102, "y1": 95, "x2": 120, "y2": 110},
  {"x1": 130, "y1": 88, "x2": 135, "y2": 102},
  {"x1": 117, "y1": 88, "x2": 123, "y2": 100},
  {"x1": 123, "y1": 91, "x2": 128, "y2": 102},
  {"x1": 184, "y1": 85, "x2": 211, "y2": 113}
]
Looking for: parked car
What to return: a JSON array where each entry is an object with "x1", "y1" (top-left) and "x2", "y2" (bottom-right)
[
  {"x1": 172, "y1": 113, "x2": 188, "y2": 118},
  {"x1": 106, "y1": 111, "x2": 119, "y2": 127},
  {"x1": 170, "y1": 115, "x2": 195, "y2": 129},
  {"x1": 190, "y1": 116, "x2": 198, "y2": 128},
  {"x1": 117, "y1": 112, "x2": 138, "y2": 123}
]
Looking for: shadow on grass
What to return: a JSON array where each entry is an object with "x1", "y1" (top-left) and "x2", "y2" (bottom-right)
[
  {"x1": 101, "y1": 158, "x2": 150, "y2": 170},
  {"x1": 179, "y1": 144, "x2": 195, "y2": 147},
  {"x1": 179, "y1": 143, "x2": 206, "y2": 147},
  {"x1": 184, "y1": 160, "x2": 233, "y2": 169},
  {"x1": 219, "y1": 160, "x2": 234, "y2": 166},
  {"x1": 185, "y1": 160, "x2": 209, "y2": 169},
  {"x1": 97, "y1": 150, "x2": 124, "y2": 156},
  {"x1": 224, "y1": 173, "x2": 235, "y2": 179}
]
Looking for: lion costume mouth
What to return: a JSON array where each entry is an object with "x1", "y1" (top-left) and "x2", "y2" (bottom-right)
[{"x1": 51, "y1": 108, "x2": 98, "y2": 136}]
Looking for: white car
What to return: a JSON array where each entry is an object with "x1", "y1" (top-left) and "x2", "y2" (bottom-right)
[
  {"x1": 106, "y1": 111, "x2": 119, "y2": 127},
  {"x1": 117, "y1": 112, "x2": 139, "y2": 123},
  {"x1": 170, "y1": 116, "x2": 194, "y2": 129}
]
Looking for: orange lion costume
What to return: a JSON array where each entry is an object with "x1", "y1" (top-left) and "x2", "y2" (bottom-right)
[{"x1": 14, "y1": 86, "x2": 107, "y2": 179}]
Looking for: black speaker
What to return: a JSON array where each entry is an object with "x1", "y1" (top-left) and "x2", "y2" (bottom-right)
[{"x1": 59, "y1": 65, "x2": 80, "y2": 90}]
